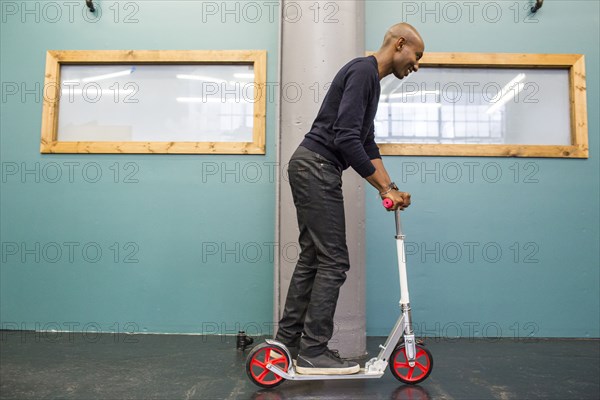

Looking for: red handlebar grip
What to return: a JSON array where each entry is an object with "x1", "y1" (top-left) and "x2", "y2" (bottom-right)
[{"x1": 382, "y1": 198, "x2": 394, "y2": 209}]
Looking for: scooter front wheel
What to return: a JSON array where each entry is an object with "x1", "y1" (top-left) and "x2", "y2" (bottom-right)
[
  {"x1": 390, "y1": 343, "x2": 433, "y2": 384},
  {"x1": 246, "y1": 343, "x2": 290, "y2": 388}
]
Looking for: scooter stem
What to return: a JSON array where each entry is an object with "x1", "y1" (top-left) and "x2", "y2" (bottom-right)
[
  {"x1": 394, "y1": 209, "x2": 410, "y2": 306},
  {"x1": 383, "y1": 201, "x2": 416, "y2": 363},
  {"x1": 382, "y1": 200, "x2": 410, "y2": 306},
  {"x1": 394, "y1": 209, "x2": 404, "y2": 239}
]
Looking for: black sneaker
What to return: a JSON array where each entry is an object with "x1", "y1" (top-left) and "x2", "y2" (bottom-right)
[{"x1": 296, "y1": 349, "x2": 360, "y2": 375}]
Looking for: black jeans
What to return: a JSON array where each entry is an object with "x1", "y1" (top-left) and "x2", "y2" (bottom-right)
[{"x1": 275, "y1": 145, "x2": 350, "y2": 357}]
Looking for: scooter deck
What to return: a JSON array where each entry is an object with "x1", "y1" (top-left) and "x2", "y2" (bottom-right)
[{"x1": 267, "y1": 364, "x2": 385, "y2": 381}]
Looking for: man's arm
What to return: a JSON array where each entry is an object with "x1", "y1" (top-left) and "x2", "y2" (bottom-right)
[
  {"x1": 332, "y1": 64, "x2": 379, "y2": 178},
  {"x1": 366, "y1": 158, "x2": 411, "y2": 211}
]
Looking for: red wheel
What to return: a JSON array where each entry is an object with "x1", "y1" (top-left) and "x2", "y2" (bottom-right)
[
  {"x1": 389, "y1": 343, "x2": 433, "y2": 384},
  {"x1": 246, "y1": 343, "x2": 289, "y2": 388}
]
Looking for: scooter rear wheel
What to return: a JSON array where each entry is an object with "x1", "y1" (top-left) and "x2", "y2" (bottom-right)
[
  {"x1": 246, "y1": 343, "x2": 289, "y2": 388},
  {"x1": 390, "y1": 343, "x2": 433, "y2": 384}
]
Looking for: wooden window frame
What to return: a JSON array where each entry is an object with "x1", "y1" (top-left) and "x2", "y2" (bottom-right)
[
  {"x1": 40, "y1": 50, "x2": 267, "y2": 154},
  {"x1": 368, "y1": 52, "x2": 588, "y2": 158}
]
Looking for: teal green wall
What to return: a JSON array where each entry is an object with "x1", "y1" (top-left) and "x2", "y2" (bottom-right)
[
  {"x1": 366, "y1": 1, "x2": 599, "y2": 337},
  {"x1": 1, "y1": 2, "x2": 278, "y2": 335},
  {"x1": 2, "y1": 1, "x2": 598, "y2": 339}
]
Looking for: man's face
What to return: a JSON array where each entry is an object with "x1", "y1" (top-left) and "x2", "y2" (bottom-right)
[{"x1": 392, "y1": 41, "x2": 424, "y2": 80}]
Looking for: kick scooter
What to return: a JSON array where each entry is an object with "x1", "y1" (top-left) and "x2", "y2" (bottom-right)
[{"x1": 246, "y1": 199, "x2": 433, "y2": 388}]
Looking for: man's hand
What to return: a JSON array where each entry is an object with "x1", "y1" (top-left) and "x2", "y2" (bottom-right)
[
  {"x1": 382, "y1": 190, "x2": 411, "y2": 211},
  {"x1": 366, "y1": 158, "x2": 411, "y2": 211}
]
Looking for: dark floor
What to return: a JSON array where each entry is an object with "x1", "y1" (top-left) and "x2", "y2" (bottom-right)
[{"x1": 0, "y1": 331, "x2": 598, "y2": 400}]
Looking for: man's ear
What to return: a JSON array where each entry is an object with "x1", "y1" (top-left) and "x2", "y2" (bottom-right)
[{"x1": 395, "y1": 37, "x2": 406, "y2": 51}]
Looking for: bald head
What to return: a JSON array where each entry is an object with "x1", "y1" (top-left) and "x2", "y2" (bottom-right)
[
  {"x1": 381, "y1": 23, "x2": 424, "y2": 50},
  {"x1": 373, "y1": 23, "x2": 424, "y2": 80}
]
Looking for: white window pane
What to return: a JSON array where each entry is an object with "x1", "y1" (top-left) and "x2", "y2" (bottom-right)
[
  {"x1": 377, "y1": 67, "x2": 571, "y2": 145},
  {"x1": 57, "y1": 64, "x2": 255, "y2": 142}
]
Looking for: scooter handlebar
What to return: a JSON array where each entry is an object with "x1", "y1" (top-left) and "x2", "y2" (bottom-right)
[{"x1": 382, "y1": 198, "x2": 394, "y2": 209}]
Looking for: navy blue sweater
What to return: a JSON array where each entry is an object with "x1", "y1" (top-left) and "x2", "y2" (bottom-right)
[{"x1": 301, "y1": 55, "x2": 381, "y2": 178}]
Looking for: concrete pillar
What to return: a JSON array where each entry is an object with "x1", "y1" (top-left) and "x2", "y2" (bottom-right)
[{"x1": 276, "y1": 0, "x2": 367, "y2": 358}]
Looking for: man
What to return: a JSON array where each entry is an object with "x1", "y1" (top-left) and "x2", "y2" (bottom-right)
[{"x1": 275, "y1": 23, "x2": 425, "y2": 375}]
